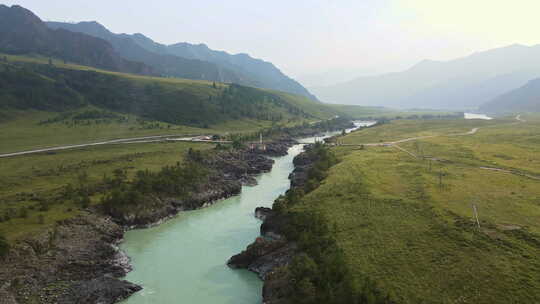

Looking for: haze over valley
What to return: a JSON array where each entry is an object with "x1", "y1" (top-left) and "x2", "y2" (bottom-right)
[{"x1": 1, "y1": 2, "x2": 539, "y2": 304}]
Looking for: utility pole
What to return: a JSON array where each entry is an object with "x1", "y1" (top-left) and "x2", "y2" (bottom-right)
[{"x1": 472, "y1": 204, "x2": 481, "y2": 229}]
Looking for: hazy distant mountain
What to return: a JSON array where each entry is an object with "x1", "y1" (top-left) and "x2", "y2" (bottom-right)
[
  {"x1": 46, "y1": 21, "x2": 317, "y2": 100},
  {"x1": 299, "y1": 68, "x2": 379, "y2": 87},
  {"x1": 479, "y1": 78, "x2": 540, "y2": 113},
  {"x1": 0, "y1": 5, "x2": 152, "y2": 75},
  {"x1": 136, "y1": 38, "x2": 317, "y2": 100},
  {"x1": 46, "y1": 21, "x2": 245, "y2": 84},
  {"x1": 312, "y1": 44, "x2": 540, "y2": 109}
]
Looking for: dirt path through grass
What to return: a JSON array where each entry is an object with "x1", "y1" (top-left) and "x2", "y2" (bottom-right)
[{"x1": 381, "y1": 116, "x2": 539, "y2": 180}]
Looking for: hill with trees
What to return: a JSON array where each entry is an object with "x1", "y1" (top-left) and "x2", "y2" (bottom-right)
[{"x1": 0, "y1": 55, "x2": 336, "y2": 128}]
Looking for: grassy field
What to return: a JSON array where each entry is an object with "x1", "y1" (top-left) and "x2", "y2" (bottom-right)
[
  {"x1": 0, "y1": 140, "x2": 213, "y2": 241},
  {"x1": 328, "y1": 104, "x2": 460, "y2": 120},
  {"x1": 292, "y1": 115, "x2": 540, "y2": 303},
  {"x1": 0, "y1": 109, "x2": 206, "y2": 154},
  {"x1": 0, "y1": 109, "x2": 303, "y2": 154}
]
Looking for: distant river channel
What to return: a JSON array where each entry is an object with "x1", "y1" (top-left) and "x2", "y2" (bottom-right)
[
  {"x1": 120, "y1": 121, "x2": 374, "y2": 304},
  {"x1": 464, "y1": 113, "x2": 492, "y2": 120}
]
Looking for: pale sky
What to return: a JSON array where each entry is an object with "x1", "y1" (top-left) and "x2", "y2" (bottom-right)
[{"x1": 4, "y1": 0, "x2": 540, "y2": 78}]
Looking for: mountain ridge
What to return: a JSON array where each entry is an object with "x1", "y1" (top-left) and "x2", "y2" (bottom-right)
[
  {"x1": 0, "y1": 5, "x2": 153, "y2": 75},
  {"x1": 312, "y1": 44, "x2": 540, "y2": 109},
  {"x1": 46, "y1": 20, "x2": 317, "y2": 100},
  {"x1": 479, "y1": 77, "x2": 540, "y2": 113},
  {"x1": 46, "y1": 21, "x2": 245, "y2": 84}
]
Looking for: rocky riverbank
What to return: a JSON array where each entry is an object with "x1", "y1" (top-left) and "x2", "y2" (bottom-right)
[
  {"x1": 0, "y1": 116, "x2": 354, "y2": 304},
  {"x1": 228, "y1": 144, "x2": 323, "y2": 304},
  {"x1": 0, "y1": 139, "x2": 298, "y2": 304}
]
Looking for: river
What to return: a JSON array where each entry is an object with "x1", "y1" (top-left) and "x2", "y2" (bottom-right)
[{"x1": 120, "y1": 122, "x2": 374, "y2": 304}]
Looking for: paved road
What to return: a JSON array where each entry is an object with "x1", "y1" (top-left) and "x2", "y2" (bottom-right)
[{"x1": 0, "y1": 134, "x2": 226, "y2": 158}]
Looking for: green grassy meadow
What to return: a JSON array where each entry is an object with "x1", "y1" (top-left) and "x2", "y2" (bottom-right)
[
  {"x1": 0, "y1": 140, "x2": 213, "y2": 241},
  {"x1": 0, "y1": 109, "x2": 302, "y2": 154},
  {"x1": 291, "y1": 115, "x2": 540, "y2": 303}
]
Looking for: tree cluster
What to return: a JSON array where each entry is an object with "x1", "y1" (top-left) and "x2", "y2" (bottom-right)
[{"x1": 100, "y1": 159, "x2": 208, "y2": 216}]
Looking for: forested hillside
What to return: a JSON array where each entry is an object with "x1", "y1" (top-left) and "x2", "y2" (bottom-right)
[
  {"x1": 0, "y1": 5, "x2": 152, "y2": 75},
  {"x1": 0, "y1": 57, "x2": 335, "y2": 128}
]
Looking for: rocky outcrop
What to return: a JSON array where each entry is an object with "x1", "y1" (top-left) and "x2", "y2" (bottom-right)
[
  {"x1": 204, "y1": 150, "x2": 275, "y2": 178},
  {"x1": 228, "y1": 238, "x2": 296, "y2": 280},
  {"x1": 229, "y1": 206, "x2": 296, "y2": 281},
  {"x1": 58, "y1": 277, "x2": 141, "y2": 304},
  {"x1": 288, "y1": 144, "x2": 319, "y2": 188},
  {"x1": 0, "y1": 214, "x2": 140, "y2": 304},
  {"x1": 254, "y1": 207, "x2": 273, "y2": 220},
  {"x1": 109, "y1": 177, "x2": 242, "y2": 228},
  {"x1": 251, "y1": 138, "x2": 298, "y2": 157}
]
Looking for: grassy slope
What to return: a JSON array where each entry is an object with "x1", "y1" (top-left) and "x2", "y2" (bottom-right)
[
  {"x1": 271, "y1": 90, "x2": 340, "y2": 120},
  {"x1": 292, "y1": 115, "x2": 540, "y2": 303},
  {"x1": 0, "y1": 53, "x2": 336, "y2": 119},
  {"x1": 1, "y1": 53, "x2": 221, "y2": 89},
  {"x1": 341, "y1": 118, "x2": 502, "y2": 144},
  {"x1": 0, "y1": 141, "x2": 213, "y2": 241},
  {"x1": 0, "y1": 53, "x2": 336, "y2": 153}
]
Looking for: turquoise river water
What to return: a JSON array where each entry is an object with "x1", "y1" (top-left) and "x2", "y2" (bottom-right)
[{"x1": 120, "y1": 123, "x2": 373, "y2": 304}]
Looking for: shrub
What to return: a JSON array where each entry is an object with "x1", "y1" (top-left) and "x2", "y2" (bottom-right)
[
  {"x1": 38, "y1": 201, "x2": 50, "y2": 212},
  {"x1": 19, "y1": 208, "x2": 28, "y2": 219},
  {"x1": 0, "y1": 234, "x2": 9, "y2": 258}
]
